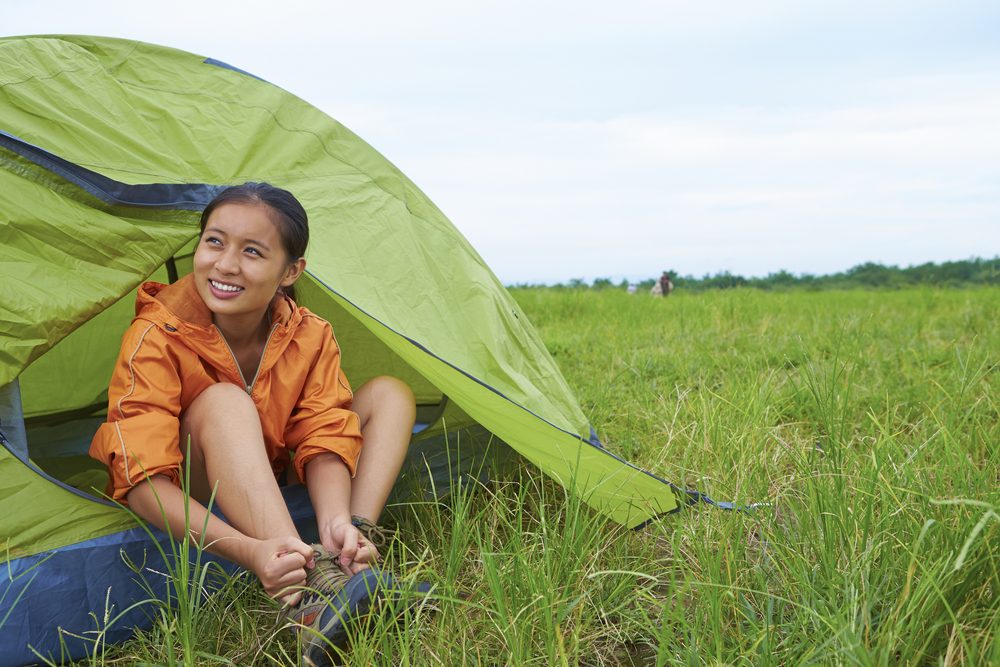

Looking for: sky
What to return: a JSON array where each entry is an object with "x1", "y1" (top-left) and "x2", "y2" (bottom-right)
[{"x1": 6, "y1": 0, "x2": 1000, "y2": 284}]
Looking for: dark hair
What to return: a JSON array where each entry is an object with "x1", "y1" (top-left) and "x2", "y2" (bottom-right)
[{"x1": 199, "y1": 182, "x2": 308, "y2": 300}]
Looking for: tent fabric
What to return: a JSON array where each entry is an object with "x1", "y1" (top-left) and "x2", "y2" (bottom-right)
[
  {"x1": 0, "y1": 35, "x2": 590, "y2": 437},
  {"x1": 0, "y1": 34, "x2": 680, "y2": 664},
  {"x1": 1, "y1": 485, "x2": 316, "y2": 667},
  {"x1": 0, "y1": 129, "x2": 222, "y2": 210}
]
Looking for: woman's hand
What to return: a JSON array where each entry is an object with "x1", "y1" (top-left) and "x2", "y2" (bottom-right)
[
  {"x1": 304, "y1": 454, "x2": 378, "y2": 574},
  {"x1": 319, "y1": 519, "x2": 379, "y2": 575},
  {"x1": 246, "y1": 536, "x2": 315, "y2": 606}
]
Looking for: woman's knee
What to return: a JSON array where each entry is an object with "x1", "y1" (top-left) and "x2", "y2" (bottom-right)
[
  {"x1": 182, "y1": 383, "x2": 256, "y2": 434},
  {"x1": 361, "y1": 376, "x2": 415, "y2": 411},
  {"x1": 355, "y1": 376, "x2": 416, "y2": 433},
  {"x1": 193, "y1": 382, "x2": 254, "y2": 409}
]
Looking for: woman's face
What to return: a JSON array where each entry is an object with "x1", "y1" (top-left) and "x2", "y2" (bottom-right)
[{"x1": 193, "y1": 202, "x2": 302, "y2": 322}]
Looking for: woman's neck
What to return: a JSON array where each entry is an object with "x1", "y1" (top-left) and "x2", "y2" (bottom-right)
[{"x1": 213, "y1": 307, "x2": 272, "y2": 350}]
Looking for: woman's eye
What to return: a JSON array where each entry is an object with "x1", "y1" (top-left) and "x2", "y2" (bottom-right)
[
  {"x1": 204, "y1": 236, "x2": 222, "y2": 246},
  {"x1": 245, "y1": 247, "x2": 262, "y2": 257}
]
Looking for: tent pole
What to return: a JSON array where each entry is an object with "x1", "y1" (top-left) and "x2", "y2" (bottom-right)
[{"x1": 0, "y1": 379, "x2": 28, "y2": 460}]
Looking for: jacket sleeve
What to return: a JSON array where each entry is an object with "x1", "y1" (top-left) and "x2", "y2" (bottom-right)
[
  {"x1": 285, "y1": 320, "x2": 364, "y2": 482},
  {"x1": 88, "y1": 321, "x2": 183, "y2": 503}
]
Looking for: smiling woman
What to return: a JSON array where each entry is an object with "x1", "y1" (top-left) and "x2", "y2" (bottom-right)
[
  {"x1": 88, "y1": 182, "x2": 422, "y2": 664},
  {"x1": 193, "y1": 185, "x2": 307, "y2": 377}
]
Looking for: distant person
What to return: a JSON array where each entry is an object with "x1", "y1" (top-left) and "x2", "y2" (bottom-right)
[
  {"x1": 659, "y1": 271, "x2": 674, "y2": 297},
  {"x1": 627, "y1": 283, "x2": 637, "y2": 294}
]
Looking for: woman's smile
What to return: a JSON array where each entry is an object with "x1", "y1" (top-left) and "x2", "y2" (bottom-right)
[
  {"x1": 193, "y1": 202, "x2": 298, "y2": 329},
  {"x1": 208, "y1": 279, "x2": 245, "y2": 298}
]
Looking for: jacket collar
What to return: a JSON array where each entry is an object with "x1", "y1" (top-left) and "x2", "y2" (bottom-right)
[
  {"x1": 135, "y1": 273, "x2": 298, "y2": 331},
  {"x1": 133, "y1": 274, "x2": 303, "y2": 380}
]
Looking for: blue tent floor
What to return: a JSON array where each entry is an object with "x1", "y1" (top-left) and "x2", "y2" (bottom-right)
[{"x1": 0, "y1": 485, "x2": 317, "y2": 667}]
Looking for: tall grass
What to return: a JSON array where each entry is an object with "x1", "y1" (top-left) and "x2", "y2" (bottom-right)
[{"x1": 86, "y1": 287, "x2": 997, "y2": 665}]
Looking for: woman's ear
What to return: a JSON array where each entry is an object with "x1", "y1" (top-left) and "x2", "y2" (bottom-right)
[{"x1": 280, "y1": 256, "x2": 306, "y2": 287}]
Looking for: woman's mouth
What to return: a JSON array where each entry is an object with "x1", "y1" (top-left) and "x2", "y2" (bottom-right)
[{"x1": 209, "y1": 279, "x2": 244, "y2": 299}]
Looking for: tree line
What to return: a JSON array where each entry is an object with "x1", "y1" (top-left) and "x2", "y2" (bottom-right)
[{"x1": 530, "y1": 257, "x2": 1000, "y2": 291}]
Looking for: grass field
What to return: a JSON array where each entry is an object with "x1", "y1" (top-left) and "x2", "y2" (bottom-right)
[{"x1": 80, "y1": 287, "x2": 999, "y2": 665}]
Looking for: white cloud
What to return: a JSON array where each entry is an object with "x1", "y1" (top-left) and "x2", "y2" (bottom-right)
[{"x1": 379, "y1": 85, "x2": 1000, "y2": 282}]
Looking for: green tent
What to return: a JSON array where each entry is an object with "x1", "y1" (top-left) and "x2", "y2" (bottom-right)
[{"x1": 0, "y1": 34, "x2": 678, "y2": 664}]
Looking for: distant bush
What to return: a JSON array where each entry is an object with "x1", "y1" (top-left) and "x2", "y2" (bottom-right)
[{"x1": 525, "y1": 257, "x2": 1000, "y2": 292}]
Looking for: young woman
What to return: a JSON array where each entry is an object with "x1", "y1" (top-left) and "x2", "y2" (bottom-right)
[{"x1": 89, "y1": 182, "x2": 415, "y2": 660}]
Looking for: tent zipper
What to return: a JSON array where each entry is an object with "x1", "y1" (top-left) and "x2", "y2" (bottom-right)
[{"x1": 215, "y1": 323, "x2": 278, "y2": 395}]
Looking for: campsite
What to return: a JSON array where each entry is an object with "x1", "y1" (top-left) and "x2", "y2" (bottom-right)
[
  {"x1": 1, "y1": 29, "x2": 998, "y2": 667},
  {"x1": 5, "y1": 282, "x2": 998, "y2": 664}
]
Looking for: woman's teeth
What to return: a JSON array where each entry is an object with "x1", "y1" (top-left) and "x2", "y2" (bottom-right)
[{"x1": 210, "y1": 280, "x2": 243, "y2": 292}]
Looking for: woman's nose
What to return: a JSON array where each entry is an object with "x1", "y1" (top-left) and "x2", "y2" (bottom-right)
[{"x1": 215, "y1": 249, "x2": 239, "y2": 274}]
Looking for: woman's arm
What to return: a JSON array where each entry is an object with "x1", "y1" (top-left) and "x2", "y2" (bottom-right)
[
  {"x1": 305, "y1": 453, "x2": 376, "y2": 574},
  {"x1": 127, "y1": 476, "x2": 314, "y2": 600}
]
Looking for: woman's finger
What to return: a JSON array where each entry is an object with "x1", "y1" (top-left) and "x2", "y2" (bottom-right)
[
  {"x1": 279, "y1": 536, "x2": 315, "y2": 561},
  {"x1": 347, "y1": 560, "x2": 370, "y2": 575},
  {"x1": 357, "y1": 541, "x2": 379, "y2": 563},
  {"x1": 278, "y1": 590, "x2": 303, "y2": 608},
  {"x1": 274, "y1": 567, "x2": 308, "y2": 588},
  {"x1": 264, "y1": 566, "x2": 307, "y2": 595},
  {"x1": 272, "y1": 549, "x2": 306, "y2": 569},
  {"x1": 266, "y1": 551, "x2": 306, "y2": 583},
  {"x1": 339, "y1": 528, "x2": 359, "y2": 568},
  {"x1": 320, "y1": 530, "x2": 338, "y2": 558}
]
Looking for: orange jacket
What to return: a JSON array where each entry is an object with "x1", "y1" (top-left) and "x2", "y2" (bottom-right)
[{"x1": 89, "y1": 274, "x2": 363, "y2": 503}]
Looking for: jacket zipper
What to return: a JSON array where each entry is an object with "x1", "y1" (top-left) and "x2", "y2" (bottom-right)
[{"x1": 215, "y1": 323, "x2": 279, "y2": 395}]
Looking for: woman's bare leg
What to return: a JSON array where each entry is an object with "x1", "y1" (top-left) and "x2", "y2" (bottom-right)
[
  {"x1": 182, "y1": 382, "x2": 299, "y2": 540},
  {"x1": 126, "y1": 383, "x2": 312, "y2": 602},
  {"x1": 349, "y1": 376, "x2": 415, "y2": 522}
]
